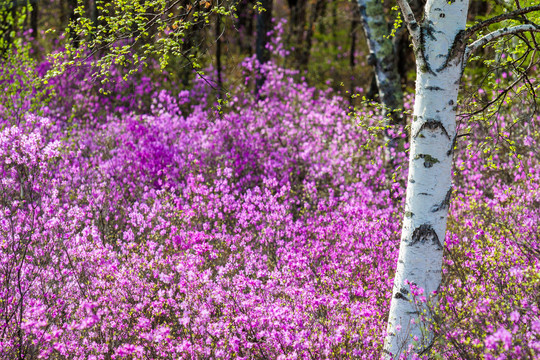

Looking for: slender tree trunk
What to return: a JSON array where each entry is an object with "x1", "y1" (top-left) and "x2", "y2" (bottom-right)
[
  {"x1": 30, "y1": 0, "x2": 38, "y2": 38},
  {"x1": 286, "y1": 0, "x2": 307, "y2": 68},
  {"x1": 383, "y1": 0, "x2": 469, "y2": 357},
  {"x1": 235, "y1": 0, "x2": 254, "y2": 55},
  {"x1": 298, "y1": 0, "x2": 323, "y2": 71},
  {"x1": 357, "y1": 0, "x2": 404, "y2": 124},
  {"x1": 332, "y1": 0, "x2": 337, "y2": 56},
  {"x1": 349, "y1": 2, "x2": 359, "y2": 106},
  {"x1": 90, "y1": 0, "x2": 98, "y2": 26},
  {"x1": 67, "y1": 0, "x2": 80, "y2": 48},
  {"x1": 255, "y1": 0, "x2": 272, "y2": 93},
  {"x1": 216, "y1": 14, "x2": 222, "y2": 97}
]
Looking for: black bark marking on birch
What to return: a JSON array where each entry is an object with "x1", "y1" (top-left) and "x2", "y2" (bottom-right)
[
  {"x1": 400, "y1": 287, "x2": 409, "y2": 295},
  {"x1": 418, "y1": 23, "x2": 435, "y2": 74},
  {"x1": 414, "y1": 119, "x2": 450, "y2": 140},
  {"x1": 448, "y1": 100, "x2": 454, "y2": 106},
  {"x1": 419, "y1": 192, "x2": 432, "y2": 196},
  {"x1": 431, "y1": 188, "x2": 452, "y2": 212},
  {"x1": 437, "y1": 30, "x2": 466, "y2": 71},
  {"x1": 406, "y1": 311, "x2": 419, "y2": 315},
  {"x1": 447, "y1": 134, "x2": 457, "y2": 156},
  {"x1": 367, "y1": 53, "x2": 376, "y2": 66},
  {"x1": 383, "y1": 349, "x2": 393, "y2": 356},
  {"x1": 415, "y1": 154, "x2": 440, "y2": 168},
  {"x1": 409, "y1": 179, "x2": 415, "y2": 183},
  {"x1": 422, "y1": 21, "x2": 438, "y2": 41},
  {"x1": 426, "y1": 86, "x2": 444, "y2": 91},
  {"x1": 405, "y1": 211, "x2": 414, "y2": 218},
  {"x1": 409, "y1": 224, "x2": 443, "y2": 250},
  {"x1": 394, "y1": 291, "x2": 408, "y2": 300}
]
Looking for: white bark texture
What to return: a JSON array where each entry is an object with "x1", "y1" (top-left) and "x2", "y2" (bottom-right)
[
  {"x1": 357, "y1": 0, "x2": 404, "y2": 120},
  {"x1": 383, "y1": 0, "x2": 469, "y2": 358}
]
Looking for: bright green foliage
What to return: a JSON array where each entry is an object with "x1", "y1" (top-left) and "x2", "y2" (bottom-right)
[
  {"x1": 0, "y1": 45, "x2": 52, "y2": 126},
  {"x1": 0, "y1": 0, "x2": 28, "y2": 54},
  {"x1": 463, "y1": 1, "x2": 540, "y2": 150},
  {"x1": 0, "y1": 1, "x2": 52, "y2": 126},
  {"x1": 47, "y1": 0, "x2": 238, "y2": 86}
]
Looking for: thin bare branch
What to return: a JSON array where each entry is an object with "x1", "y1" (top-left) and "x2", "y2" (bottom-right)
[
  {"x1": 464, "y1": 5, "x2": 540, "y2": 39},
  {"x1": 465, "y1": 24, "x2": 540, "y2": 61}
]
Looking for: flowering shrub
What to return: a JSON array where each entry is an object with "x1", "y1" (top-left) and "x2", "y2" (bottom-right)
[
  {"x1": 428, "y1": 113, "x2": 540, "y2": 359},
  {"x1": 0, "y1": 52, "x2": 539, "y2": 359}
]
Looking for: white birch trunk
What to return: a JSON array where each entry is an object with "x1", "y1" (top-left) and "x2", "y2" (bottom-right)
[
  {"x1": 383, "y1": 0, "x2": 469, "y2": 358},
  {"x1": 357, "y1": 0, "x2": 404, "y2": 160},
  {"x1": 357, "y1": 0, "x2": 404, "y2": 121}
]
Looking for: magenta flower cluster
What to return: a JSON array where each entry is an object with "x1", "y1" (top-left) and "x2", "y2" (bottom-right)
[{"x1": 1, "y1": 53, "x2": 539, "y2": 359}]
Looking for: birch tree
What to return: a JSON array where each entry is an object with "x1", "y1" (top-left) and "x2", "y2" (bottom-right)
[
  {"x1": 384, "y1": 1, "x2": 540, "y2": 358},
  {"x1": 357, "y1": 0, "x2": 404, "y2": 124},
  {"x1": 356, "y1": 0, "x2": 423, "y2": 155}
]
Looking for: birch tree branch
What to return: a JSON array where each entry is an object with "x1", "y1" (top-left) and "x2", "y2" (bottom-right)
[
  {"x1": 465, "y1": 24, "x2": 540, "y2": 61},
  {"x1": 395, "y1": 0, "x2": 429, "y2": 70},
  {"x1": 464, "y1": 5, "x2": 540, "y2": 39},
  {"x1": 395, "y1": 0, "x2": 421, "y2": 49}
]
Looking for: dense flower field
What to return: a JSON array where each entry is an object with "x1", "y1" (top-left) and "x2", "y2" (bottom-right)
[{"x1": 1, "y1": 53, "x2": 539, "y2": 359}]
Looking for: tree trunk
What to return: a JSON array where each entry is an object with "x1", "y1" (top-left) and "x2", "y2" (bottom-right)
[
  {"x1": 255, "y1": 0, "x2": 272, "y2": 93},
  {"x1": 383, "y1": 0, "x2": 469, "y2": 357},
  {"x1": 30, "y1": 0, "x2": 38, "y2": 38},
  {"x1": 90, "y1": 0, "x2": 98, "y2": 26},
  {"x1": 297, "y1": 0, "x2": 323, "y2": 71},
  {"x1": 357, "y1": 0, "x2": 404, "y2": 124},
  {"x1": 67, "y1": 0, "x2": 80, "y2": 48},
  {"x1": 286, "y1": 0, "x2": 306, "y2": 68},
  {"x1": 349, "y1": 2, "x2": 359, "y2": 106},
  {"x1": 235, "y1": 0, "x2": 254, "y2": 55},
  {"x1": 216, "y1": 13, "x2": 222, "y2": 97}
]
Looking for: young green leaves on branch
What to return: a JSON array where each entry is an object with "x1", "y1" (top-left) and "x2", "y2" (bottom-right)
[{"x1": 49, "y1": 0, "x2": 238, "y2": 85}]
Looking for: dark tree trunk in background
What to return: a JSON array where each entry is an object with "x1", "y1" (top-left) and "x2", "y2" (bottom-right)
[
  {"x1": 67, "y1": 0, "x2": 79, "y2": 48},
  {"x1": 286, "y1": 0, "x2": 306, "y2": 67},
  {"x1": 298, "y1": 0, "x2": 323, "y2": 71},
  {"x1": 332, "y1": 0, "x2": 338, "y2": 57},
  {"x1": 181, "y1": 0, "x2": 205, "y2": 85},
  {"x1": 318, "y1": 0, "x2": 327, "y2": 35},
  {"x1": 90, "y1": 0, "x2": 98, "y2": 26},
  {"x1": 349, "y1": 1, "x2": 360, "y2": 106},
  {"x1": 235, "y1": 0, "x2": 254, "y2": 55},
  {"x1": 468, "y1": 0, "x2": 489, "y2": 21},
  {"x1": 255, "y1": 0, "x2": 272, "y2": 93},
  {"x1": 216, "y1": 13, "x2": 222, "y2": 97},
  {"x1": 287, "y1": 0, "x2": 323, "y2": 72},
  {"x1": 30, "y1": 0, "x2": 38, "y2": 38}
]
